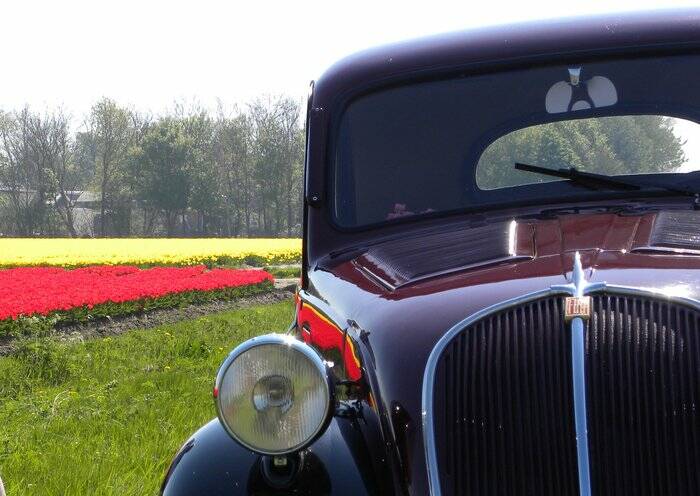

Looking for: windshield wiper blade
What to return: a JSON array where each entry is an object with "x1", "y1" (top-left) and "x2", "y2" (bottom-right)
[{"x1": 514, "y1": 162, "x2": 699, "y2": 197}]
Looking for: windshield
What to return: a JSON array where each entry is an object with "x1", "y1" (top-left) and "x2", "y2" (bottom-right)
[{"x1": 333, "y1": 54, "x2": 700, "y2": 228}]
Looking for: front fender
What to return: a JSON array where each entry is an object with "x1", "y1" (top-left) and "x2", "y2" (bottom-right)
[{"x1": 161, "y1": 415, "x2": 380, "y2": 495}]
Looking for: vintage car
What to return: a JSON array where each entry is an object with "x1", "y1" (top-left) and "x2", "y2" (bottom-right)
[{"x1": 161, "y1": 10, "x2": 700, "y2": 496}]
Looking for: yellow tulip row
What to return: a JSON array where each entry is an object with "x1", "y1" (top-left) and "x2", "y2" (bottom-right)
[{"x1": 0, "y1": 238, "x2": 302, "y2": 267}]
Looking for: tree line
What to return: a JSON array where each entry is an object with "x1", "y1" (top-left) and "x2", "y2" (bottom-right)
[
  {"x1": 0, "y1": 96, "x2": 304, "y2": 237},
  {"x1": 3, "y1": 105, "x2": 686, "y2": 238}
]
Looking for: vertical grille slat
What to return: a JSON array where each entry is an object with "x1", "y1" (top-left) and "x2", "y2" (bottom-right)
[
  {"x1": 434, "y1": 295, "x2": 580, "y2": 495},
  {"x1": 586, "y1": 293, "x2": 700, "y2": 496},
  {"x1": 687, "y1": 309, "x2": 700, "y2": 491}
]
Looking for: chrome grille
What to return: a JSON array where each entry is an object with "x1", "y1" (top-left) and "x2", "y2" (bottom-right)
[
  {"x1": 429, "y1": 290, "x2": 700, "y2": 496},
  {"x1": 433, "y1": 295, "x2": 580, "y2": 495},
  {"x1": 586, "y1": 293, "x2": 700, "y2": 495}
]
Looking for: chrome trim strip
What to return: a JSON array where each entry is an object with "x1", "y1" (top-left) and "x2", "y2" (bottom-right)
[
  {"x1": 571, "y1": 316, "x2": 591, "y2": 496},
  {"x1": 393, "y1": 256, "x2": 532, "y2": 290},
  {"x1": 358, "y1": 255, "x2": 533, "y2": 291},
  {"x1": 585, "y1": 282, "x2": 700, "y2": 309},
  {"x1": 571, "y1": 252, "x2": 593, "y2": 496},
  {"x1": 352, "y1": 259, "x2": 396, "y2": 291},
  {"x1": 631, "y1": 245, "x2": 700, "y2": 256},
  {"x1": 421, "y1": 252, "x2": 700, "y2": 496}
]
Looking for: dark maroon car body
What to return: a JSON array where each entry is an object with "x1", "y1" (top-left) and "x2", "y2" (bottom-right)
[{"x1": 162, "y1": 10, "x2": 700, "y2": 496}]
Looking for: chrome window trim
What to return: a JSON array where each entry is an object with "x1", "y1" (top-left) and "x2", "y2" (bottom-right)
[{"x1": 421, "y1": 253, "x2": 700, "y2": 496}]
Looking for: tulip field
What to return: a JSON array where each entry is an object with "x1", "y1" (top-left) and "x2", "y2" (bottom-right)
[
  {"x1": 0, "y1": 238, "x2": 301, "y2": 495},
  {"x1": 0, "y1": 238, "x2": 301, "y2": 337},
  {"x1": 0, "y1": 237, "x2": 301, "y2": 267}
]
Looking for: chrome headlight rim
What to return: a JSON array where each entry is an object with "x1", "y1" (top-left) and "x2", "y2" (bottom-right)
[{"x1": 214, "y1": 333, "x2": 334, "y2": 455}]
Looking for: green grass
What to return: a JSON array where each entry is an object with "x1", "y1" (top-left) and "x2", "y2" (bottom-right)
[
  {"x1": 0, "y1": 299, "x2": 294, "y2": 496},
  {"x1": 262, "y1": 266, "x2": 301, "y2": 279}
]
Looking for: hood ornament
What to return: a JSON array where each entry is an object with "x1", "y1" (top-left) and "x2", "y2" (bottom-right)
[{"x1": 565, "y1": 252, "x2": 591, "y2": 320}]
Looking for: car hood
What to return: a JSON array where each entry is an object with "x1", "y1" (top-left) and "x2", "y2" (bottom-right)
[{"x1": 305, "y1": 209, "x2": 700, "y2": 494}]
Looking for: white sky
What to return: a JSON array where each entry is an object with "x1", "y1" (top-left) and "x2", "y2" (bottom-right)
[{"x1": 1, "y1": 0, "x2": 699, "y2": 119}]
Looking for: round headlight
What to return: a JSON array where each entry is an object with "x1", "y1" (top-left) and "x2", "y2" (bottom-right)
[{"x1": 215, "y1": 334, "x2": 333, "y2": 455}]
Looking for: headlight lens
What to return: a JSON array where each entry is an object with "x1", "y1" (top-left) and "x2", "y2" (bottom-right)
[{"x1": 215, "y1": 334, "x2": 332, "y2": 455}]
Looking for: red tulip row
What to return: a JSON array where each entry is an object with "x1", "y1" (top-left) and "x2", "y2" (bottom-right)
[{"x1": 0, "y1": 265, "x2": 273, "y2": 322}]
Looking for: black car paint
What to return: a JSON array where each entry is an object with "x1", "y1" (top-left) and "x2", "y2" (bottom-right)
[{"x1": 161, "y1": 415, "x2": 381, "y2": 495}]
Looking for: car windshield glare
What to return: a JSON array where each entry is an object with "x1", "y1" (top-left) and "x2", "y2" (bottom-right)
[{"x1": 333, "y1": 54, "x2": 700, "y2": 228}]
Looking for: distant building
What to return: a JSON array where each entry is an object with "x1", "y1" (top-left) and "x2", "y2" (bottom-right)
[
  {"x1": 1, "y1": 187, "x2": 209, "y2": 237},
  {"x1": 55, "y1": 191, "x2": 101, "y2": 236}
]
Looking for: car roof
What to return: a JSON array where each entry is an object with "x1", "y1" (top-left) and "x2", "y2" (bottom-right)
[{"x1": 313, "y1": 9, "x2": 700, "y2": 107}]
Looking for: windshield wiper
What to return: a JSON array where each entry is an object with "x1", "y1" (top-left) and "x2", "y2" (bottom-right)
[{"x1": 514, "y1": 162, "x2": 700, "y2": 197}]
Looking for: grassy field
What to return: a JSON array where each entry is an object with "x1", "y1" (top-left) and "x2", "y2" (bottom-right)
[{"x1": 0, "y1": 299, "x2": 294, "y2": 496}]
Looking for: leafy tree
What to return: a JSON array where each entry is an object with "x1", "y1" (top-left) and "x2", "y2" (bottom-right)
[
  {"x1": 248, "y1": 96, "x2": 304, "y2": 236},
  {"x1": 130, "y1": 119, "x2": 191, "y2": 236},
  {"x1": 181, "y1": 110, "x2": 218, "y2": 235},
  {"x1": 0, "y1": 108, "x2": 50, "y2": 235},
  {"x1": 86, "y1": 98, "x2": 134, "y2": 236},
  {"x1": 26, "y1": 109, "x2": 80, "y2": 237},
  {"x1": 0, "y1": 108, "x2": 81, "y2": 236},
  {"x1": 214, "y1": 109, "x2": 253, "y2": 236}
]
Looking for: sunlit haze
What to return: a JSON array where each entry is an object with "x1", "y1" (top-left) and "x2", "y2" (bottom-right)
[{"x1": 1, "y1": 0, "x2": 699, "y2": 117}]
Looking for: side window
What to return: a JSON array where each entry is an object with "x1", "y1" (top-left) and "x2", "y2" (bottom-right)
[{"x1": 476, "y1": 115, "x2": 700, "y2": 190}]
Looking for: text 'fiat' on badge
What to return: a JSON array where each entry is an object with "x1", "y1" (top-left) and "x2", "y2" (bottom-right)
[{"x1": 565, "y1": 296, "x2": 592, "y2": 320}]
